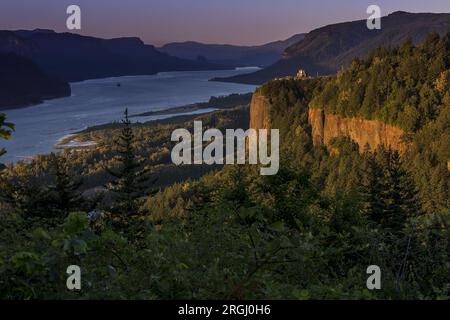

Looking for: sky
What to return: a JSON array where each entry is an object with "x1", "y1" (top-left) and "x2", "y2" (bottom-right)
[{"x1": 1, "y1": 0, "x2": 450, "y2": 46}]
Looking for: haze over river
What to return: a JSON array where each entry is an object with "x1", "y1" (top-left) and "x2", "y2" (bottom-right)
[{"x1": 1, "y1": 68, "x2": 258, "y2": 163}]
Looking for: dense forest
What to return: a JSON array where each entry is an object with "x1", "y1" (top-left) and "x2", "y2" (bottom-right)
[
  {"x1": 310, "y1": 32, "x2": 450, "y2": 132},
  {"x1": 0, "y1": 34, "x2": 448, "y2": 299}
]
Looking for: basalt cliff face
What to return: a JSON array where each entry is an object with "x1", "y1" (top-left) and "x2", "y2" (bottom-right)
[
  {"x1": 250, "y1": 92, "x2": 408, "y2": 153},
  {"x1": 249, "y1": 92, "x2": 271, "y2": 131},
  {"x1": 307, "y1": 108, "x2": 408, "y2": 153}
]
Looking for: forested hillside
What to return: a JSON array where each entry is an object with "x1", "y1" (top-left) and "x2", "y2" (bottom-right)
[
  {"x1": 310, "y1": 32, "x2": 450, "y2": 131},
  {"x1": 219, "y1": 11, "x2": 450, "y2": 84},
  {"x1": 0, "y1": 52, "x2": 70, "y2": 110},
  {"x1": 258, "y1": 33, "x2": 449, "y2": 214},
  {"x1": 0, "y1": 29, "x2": 226, "y2": 82},
  {"x1": 0, "y1": 34, "x2": 448, "y2": 300}
]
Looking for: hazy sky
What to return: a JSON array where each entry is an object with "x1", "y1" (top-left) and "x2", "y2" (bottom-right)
[{"x1": 1, "y1": 0, "x2": 450, "y2": 46}]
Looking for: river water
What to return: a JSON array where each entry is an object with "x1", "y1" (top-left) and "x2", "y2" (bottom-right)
[{"x1": 0, "y1": 68, "x2": 258, "y2": 163}]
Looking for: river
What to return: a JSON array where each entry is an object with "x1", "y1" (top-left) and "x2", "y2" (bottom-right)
[{"x1": 0, "y1": 68, "x2": 258, "y2": 163}]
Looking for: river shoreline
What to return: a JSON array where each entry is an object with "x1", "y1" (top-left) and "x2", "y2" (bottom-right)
[
  {"x1": 53, "y1": 102, "x2": 227, "y2": 149},
  {"x1": 54, "y1": 92, "x2": 253, "y2": 149},
  {"x1": 3, "y1": 69, "x2": 257, "y2": 163}
]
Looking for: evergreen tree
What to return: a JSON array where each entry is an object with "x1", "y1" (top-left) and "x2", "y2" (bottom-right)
[
  {"x1": 222, "y1": 165, "x2": 251, "y2": 208},
  {"x1": 0, "y1": 154, "x2": 82, "y2": 221},
  {"x1": 46, "y1": 153, "x2": 83, "y2": 216},
  {"x1": 106, "y1": 109, "x2": 154, "y2": 215},
  {"x1": 261, "y1": 165, "x2": 317, "y2": 230},
  {"x1": 362, "y1": 149, "x2": 422, "y2": 233},
  {"x1": 0, "y1": 165, "x2": 49, "y2": 219},
  {"x1": 361, "y1": 150, "x2": 385, "y2": 225},
  {"x1": 381, "y1": 150, "x2": 422, "y2": 233}
]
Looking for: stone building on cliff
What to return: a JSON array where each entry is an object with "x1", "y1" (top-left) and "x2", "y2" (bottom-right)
[{"x1": 274, "y1": 69, "x2": 309, "y2": 81}]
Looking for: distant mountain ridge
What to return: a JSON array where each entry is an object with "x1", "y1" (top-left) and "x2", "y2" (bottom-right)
[
  {"x1": 0, "y1": 52, "x2": 70, "y2": 110},
  {"x1": 159, "y1": 33, "x2": 306, "y2": 67},
  {"x1": 0, "y1": 29, "x2": 228, "y2": 82},
  {"x1": 217, "y1": 11, "x2": 450, "y2": 84}
]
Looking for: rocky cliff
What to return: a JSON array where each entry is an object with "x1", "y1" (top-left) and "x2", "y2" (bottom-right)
[
  {"x1": 307, "y1": 108, "x2": 408, "y2": 153},
  {"x1": 249, "y1": 92, "x2": 271, "y2": 131},
  {"x1": 249, "y1": 92, "x2": 408, "y2": 153}
]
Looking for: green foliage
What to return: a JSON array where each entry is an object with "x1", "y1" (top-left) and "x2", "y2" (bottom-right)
[
  {"x1": 106, "y1": 109, "x2": 155, "y2": 216},
  {"x1": 0, "y1": 37, "x2": 449, "y2": 300},
  {"x1": 360, "y1": 148, "x2": 423, "y2": 233},
  {"x1": 0, "y1": 164, "x2": 52, "y2": 219},
  {"x1": 310, "y1": 33, "x2": 450, "y2": 131},
  {"x1": 0, "y1": 113, "x2": 14, "y2": 170},
  {"x1": 46, "y1": 153, "x2": 83, "y2": 216},
  {"x1": 0, "y1": 156, "x2": 448, "y2": 299},
  {"x1": 0, "y1": 153, "x2": 84, "y2": 220}
]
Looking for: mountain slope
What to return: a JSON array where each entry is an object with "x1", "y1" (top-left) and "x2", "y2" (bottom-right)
[
  {"x1": 217, "y1": 11, "x2": 450, "y2": 84},
  {"x1": 0, "y1": 29, "x2": 228, "y2": 82},
  {"x1": 159, "y1": 33, "x2": 305, "y2": 67},
  {"x1": 248, "y1": 32, "x2": 450, "y2": 214},
  {"x1": 0, "y1": 52, "x2": 70, "y2": 110}
]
